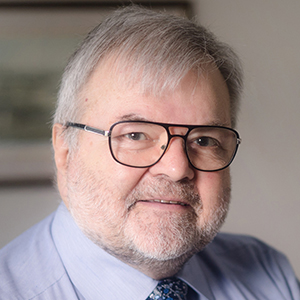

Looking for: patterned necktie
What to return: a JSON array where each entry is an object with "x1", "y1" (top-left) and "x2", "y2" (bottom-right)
[{"x1": 146, "y1": 277, "x2": 188, "y2": 300}]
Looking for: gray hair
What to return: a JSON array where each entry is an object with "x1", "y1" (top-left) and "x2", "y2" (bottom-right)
[{"x1": 54, "y1": 5, "x2": 243, "y2": 148}]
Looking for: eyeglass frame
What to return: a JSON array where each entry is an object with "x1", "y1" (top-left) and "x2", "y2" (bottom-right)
[{"x1": 65, "y1": 120, "x2": 241, "y2": 172}]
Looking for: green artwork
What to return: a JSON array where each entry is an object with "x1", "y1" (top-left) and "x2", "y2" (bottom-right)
[
  {"x1": 0, "y1": 69, "x2": 58, "y2": 140},
  {"x1": 0, "y1": 37, "x2": 79, "y2": 141}
]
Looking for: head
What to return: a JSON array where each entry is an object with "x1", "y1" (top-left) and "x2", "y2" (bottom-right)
[{"x1": 52, "y1": 6, "x2": 243, "y2": 279}]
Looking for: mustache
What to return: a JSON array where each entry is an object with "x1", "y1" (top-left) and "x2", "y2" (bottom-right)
[{"x1": 125, "y1": 177, "x2": 201, "y2": 209}]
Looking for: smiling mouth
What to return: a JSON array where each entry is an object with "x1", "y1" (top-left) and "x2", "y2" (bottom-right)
[{"x1": 139, "y1": 200, "x2": 188, "y2": 206}]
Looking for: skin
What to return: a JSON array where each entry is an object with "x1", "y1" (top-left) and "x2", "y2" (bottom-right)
[{"x1": 53, "y1": 59, "x2": 232, "y2": 279}]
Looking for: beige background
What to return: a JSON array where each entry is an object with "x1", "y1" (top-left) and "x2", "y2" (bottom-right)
[
  {"x1": 1, "y1": 0, "x2": 300, "y2": 278},
  {"x1": 193, "y1": 0, "x2": 300, "y2": 277}
]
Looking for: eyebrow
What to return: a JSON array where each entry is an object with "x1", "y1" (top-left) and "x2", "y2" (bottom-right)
[
  {"x1": 206, "y1": 120, "x2": 231, "y2": 127},
  {"x1": 118, "y1": 114, "x2": 149, "y2": 122},
  {"x1": 117, "y1": 113, "x2": 231, "y2": 127}
]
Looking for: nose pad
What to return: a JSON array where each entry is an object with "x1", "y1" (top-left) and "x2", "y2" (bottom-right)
[
  {"x1": 163, "y1": 135, "x2": 186, "y2": 153},
  {"x1": 159, "y1": 126, "x2": 189, "y2": 155}
]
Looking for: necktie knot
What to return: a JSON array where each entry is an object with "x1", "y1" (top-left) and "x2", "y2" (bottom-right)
[{"x1": 147, "y1": 277, "x2": 188, "y2": 300}]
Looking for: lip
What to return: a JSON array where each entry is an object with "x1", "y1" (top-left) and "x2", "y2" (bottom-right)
[
  {"x1": 139, "y1": 199, "x2": 188, "y2": 206},
  {"x1": 130, "y1": 199, "x2": 192, "y2": 213}
]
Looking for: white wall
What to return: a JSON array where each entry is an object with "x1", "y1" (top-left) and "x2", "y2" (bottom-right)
[{"x1": 192, "y1": 0, "x2": 300, "y2": 277}]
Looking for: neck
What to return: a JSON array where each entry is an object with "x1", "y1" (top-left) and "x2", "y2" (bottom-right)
[
  {"x1": 103, "y1": 246, "x2": 194, "y2": 280},
  {"x1": 129, "y1": 258, "x2": 188, "y2": 280}
]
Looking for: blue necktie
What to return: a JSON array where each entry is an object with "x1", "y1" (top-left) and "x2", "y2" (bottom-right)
[{"x1": 146, "y1": 277, "x2": 188, "y2": 300}]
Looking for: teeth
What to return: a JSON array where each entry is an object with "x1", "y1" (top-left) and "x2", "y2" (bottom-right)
[
  {"x1": 169, "y1": 201, "x2": 178, "y2": 204},
  {"x1": 152, "y1": 199, "x2": 186, "y2": 206}
]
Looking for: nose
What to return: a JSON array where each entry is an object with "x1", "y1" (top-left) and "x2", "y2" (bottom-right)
[{"x1": 149, "y1": 137, "x2": 195, "y2": 181}]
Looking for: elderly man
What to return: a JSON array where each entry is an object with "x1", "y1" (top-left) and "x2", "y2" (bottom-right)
[{"x1": 1, "y1": 6, "x2": 299, "y2": 300}]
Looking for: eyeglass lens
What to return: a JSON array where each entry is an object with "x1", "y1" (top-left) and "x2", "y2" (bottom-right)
[{"x1": 109, "y1": 122, "x2": 238, "y2": 171}]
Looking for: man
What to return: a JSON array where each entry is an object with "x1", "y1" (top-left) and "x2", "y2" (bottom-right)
[{"x1": 1, "y1": 6, "x2": 299, "y2": 300}]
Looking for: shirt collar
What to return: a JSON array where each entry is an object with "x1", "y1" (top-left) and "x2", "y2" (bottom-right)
[
  {"x1": 52, "y1": 203, "x2": 214, "y2": 300},
  {"x1": 52, "y1": 203, "x2": 157, "y2": 300},
  {"x1": 177, "y1": 254, "x2": 215, "y2": 300}
]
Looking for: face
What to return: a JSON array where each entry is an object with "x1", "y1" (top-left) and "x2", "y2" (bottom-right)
[{"x1": 54, "y1": 59, "x2": 232, "y2": 273}]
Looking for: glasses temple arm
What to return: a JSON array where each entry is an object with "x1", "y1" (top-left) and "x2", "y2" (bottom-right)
[{"x1": 66, "y1": 122, "x2": 110, "y2": 137}]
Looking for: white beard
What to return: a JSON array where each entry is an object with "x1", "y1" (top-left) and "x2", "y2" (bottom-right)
[{"x1": 66, "y1": 158, "x2": 230, "y2": 275}]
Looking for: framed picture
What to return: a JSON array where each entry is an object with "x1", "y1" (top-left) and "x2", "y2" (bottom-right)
[{"x1": 0, "y1": 0, "x2": 192, "y2": 186}]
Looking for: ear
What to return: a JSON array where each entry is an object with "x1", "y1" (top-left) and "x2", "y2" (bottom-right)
[
  {"x1": 52, "y1": 123, "x2": 69, "y2": 173},
  {"x1": 52, "y1": 123, "x2": 69, "y2": 203}
]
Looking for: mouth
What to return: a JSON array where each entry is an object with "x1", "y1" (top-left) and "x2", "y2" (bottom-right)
[{"x1": 139, "y1": 199, "x2": 188, "y2": 206}]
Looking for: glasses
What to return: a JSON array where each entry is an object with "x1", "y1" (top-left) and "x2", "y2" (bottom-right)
[{"x1": 66, "y1": 120, "x2": 241, "y2": 172}]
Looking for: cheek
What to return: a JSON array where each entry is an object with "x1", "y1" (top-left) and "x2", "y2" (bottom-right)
[
  {"x1": 78, "y1": 135, "x2": 147, "y2": 197},
  {"x1": 105, "y1": 164, "x2": 148, "y2": 197},
  {"x1": 196, "y1": 169, "x2": 231, "y2": 210},
  {"x1": 88, "y1": 149, "x2": 148, "y2": 198}
]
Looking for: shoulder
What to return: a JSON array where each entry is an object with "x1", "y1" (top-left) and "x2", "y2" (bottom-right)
[
  {"x1": 203, "y1": 232, "x2": 293, "y2": 272},
  {"x1": 207, "y1": 232, "x2": 281, "y2": 254},
  {"x1": 0, "y1": 212, "x2": 73, "y2": 299},
  {"x1": 205, "y1": 232, "x2": 289, "y2": 263},
  {"x1": 197, "y1": 233, "x2": 300, "y2": 298}
]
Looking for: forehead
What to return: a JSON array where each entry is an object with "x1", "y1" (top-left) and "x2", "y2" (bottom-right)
[{"x1": 80, "y1": 57, "x2": 231, "y2": 126}]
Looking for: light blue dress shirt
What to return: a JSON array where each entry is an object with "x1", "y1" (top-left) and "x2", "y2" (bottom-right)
[{"x1": 0, "y1": 203, "x2": 299, "y2": 299}]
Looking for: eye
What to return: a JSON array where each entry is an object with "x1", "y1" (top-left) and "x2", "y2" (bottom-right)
[
  {"x1": 194, "y1": 136, "x2": 219, "y2": 147},
  {"x1": 124, "y1": 132, "x2": 147, "y2": 141}
]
